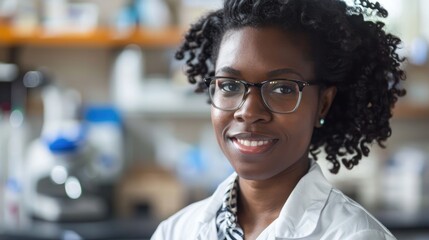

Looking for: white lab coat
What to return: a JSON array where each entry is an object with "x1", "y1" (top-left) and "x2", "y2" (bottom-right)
[{"x1": 151, "y1": 161, "x2": 396, "y2": 240}]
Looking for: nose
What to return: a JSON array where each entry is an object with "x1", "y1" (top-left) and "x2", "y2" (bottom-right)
[{"x1": 233, "y1": 87, "x2": 272, "y2": 123}]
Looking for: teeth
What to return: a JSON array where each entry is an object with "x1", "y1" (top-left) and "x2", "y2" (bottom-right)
[{"x1": 237, "y1": 138, "x2": 270, "y2": 147}]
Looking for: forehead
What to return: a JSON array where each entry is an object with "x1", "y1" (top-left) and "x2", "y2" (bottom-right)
[{"x1": 216, "y1": 27, "x2": 315, "y2": 80}]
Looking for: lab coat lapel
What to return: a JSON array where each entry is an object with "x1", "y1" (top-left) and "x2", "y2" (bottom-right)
[
  {"x1": 274, "y1": 162, "x2": 332, "y2": 239},
  {"x1": 196, "y1": 173, "x2": 238, "y2": 240},
  {"x1": 196, "y1": 219, "x2": 218, "y2": 240}
]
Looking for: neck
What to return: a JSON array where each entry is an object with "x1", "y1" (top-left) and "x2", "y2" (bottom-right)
[{"x1": 237, "y1": 158, "x2": 310, "y2": 227}]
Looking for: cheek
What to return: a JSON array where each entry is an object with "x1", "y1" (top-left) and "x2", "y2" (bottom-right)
[
  {"x1": 274, "y1": 115, "x2": 315, "y2": 163},
  {"x1": 295, "y1": 90, "x2": 320, "y2": 127},
  {"x1": 288, "y1": 117, "x2": 314, "y2": 141},
  {"x1": 211, "y1": 107, "x2": 230, "y2": 144},
  {"x1": 279, "y1": 96, "x2": 319, "y2": 137},
  {"x1": 285, "y1": 102, "x2": 319, "y2": 143}
]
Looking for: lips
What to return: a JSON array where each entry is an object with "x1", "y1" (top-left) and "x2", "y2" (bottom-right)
[{"x1": 230, "y1": 132, "x2": 278, "y2": 154}]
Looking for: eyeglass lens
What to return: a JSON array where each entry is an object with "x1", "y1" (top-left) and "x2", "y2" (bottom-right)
[{"x1": 209, "y1": 78, "x2": 300, "y2": 113}]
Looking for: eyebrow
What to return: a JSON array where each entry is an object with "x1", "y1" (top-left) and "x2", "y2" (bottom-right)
[
  {"x1": 216, "y1": 66, "x2": 242, "y2": 76},
  {"x1": 216, "y1": 66, "x2": 303, "y2": 79},
  {"x1": 266, "y1": 68, "x2": 303, "y2": 79}
]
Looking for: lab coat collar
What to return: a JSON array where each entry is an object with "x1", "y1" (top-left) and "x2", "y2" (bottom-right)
[
  {"x1": 197, "y1": 172, "x2": 238, "y2": 224},
  {"x1": 195, "y1": 172, "x2": 238, "y2": 239},
  {"x1": 195, "y1": 161, "x2": 332, "y2": 239},
  {"x1": 274, "y1": 161, "x2": 332, "y2": 238}
]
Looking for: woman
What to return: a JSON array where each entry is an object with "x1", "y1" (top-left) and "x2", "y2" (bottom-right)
[{"x1": 152, "y1": 0, "x2": 405, "y2": 239}]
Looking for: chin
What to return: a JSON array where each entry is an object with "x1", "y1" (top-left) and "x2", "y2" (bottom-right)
[{"x1": 233, "y1": 166, "x2": 279, "y2": 181}]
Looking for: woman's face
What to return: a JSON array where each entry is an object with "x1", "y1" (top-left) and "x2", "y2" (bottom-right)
[{"x1": 212, "y1": 27, "x2": 330, "y2": 180}]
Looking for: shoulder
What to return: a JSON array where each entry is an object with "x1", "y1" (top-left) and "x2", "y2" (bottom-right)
[
  {"x1": 151, "y1": 199, "x2": 208, "y2": 240},
  {"x1": 343, "y1": 229, "x2": 397, "y2": 240},
  {"x1": 151, "y1": 173, "x2": 236, "y2": 240},
  {"x1": 321, "y1": 188, "x2": 396, "y2": 239},
  {"x1": 150, "y1": 197, "x2": 213, "y2": 240},
  {"x1": 164, "y1": 197, "x2": 210, "y2": 226},
  {"x1": 275, "y1": 162, "x2": 396, "y2": 239}
]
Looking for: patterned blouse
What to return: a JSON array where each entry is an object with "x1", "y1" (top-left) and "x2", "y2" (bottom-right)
[{"x1": 215, "y1": 177, "x2": 244, "y2": 240}]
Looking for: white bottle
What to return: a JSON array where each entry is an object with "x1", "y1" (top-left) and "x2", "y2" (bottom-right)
[
  {"x1": 111, "y1": 44, "x2": 144, "y2": 111},
  {"x1": 0, "y1": 112, "x2": 8, "y2": 226},
  {"x1": 84, "y1": 106, "x2": 124, "y2": 184},
  {"x1": 3, "y1": 109, "x2": 30, "y2": 229},
  {"x1": 43, "y1": 0, "x2": 68, "y2": 34},
  {"x1": 138, "y1": 0, "x2": 171, "y2": 30},
  {"x1": 3, "y1": 178, "x2": 22, "y2": 228}
]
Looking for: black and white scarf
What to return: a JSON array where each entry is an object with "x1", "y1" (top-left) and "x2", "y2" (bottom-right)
[{"x1": 215, "y1": 177, "x2": 244, "y2": 240}]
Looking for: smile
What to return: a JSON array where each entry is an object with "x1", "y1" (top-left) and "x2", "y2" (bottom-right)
[
  {"x1": 236, "y1": 138, "x2": 271, "y2": 147},
  {"x1": 231, "y1": 137, "x2": 277, "y2": 154}
]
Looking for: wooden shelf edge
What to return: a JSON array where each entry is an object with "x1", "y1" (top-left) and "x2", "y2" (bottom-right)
[
  {"x1": 392, "y1": 104, "x2": 429, "y2": 120},
  {"x1": 0, "y1": 25, "x2": 184, "y2": 48}
]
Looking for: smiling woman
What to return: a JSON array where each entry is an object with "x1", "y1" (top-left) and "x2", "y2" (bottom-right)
[
  {"x1": 210, "y1": 28, "x2": 328, "y2": 182},
  {"x1": 151, "y1": 0, "x2": 406, "y2": 239}
]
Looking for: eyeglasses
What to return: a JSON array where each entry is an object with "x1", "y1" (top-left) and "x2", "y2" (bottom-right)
[{"x1": 204, "y1": 76, "x2": 319, "y2": 114}]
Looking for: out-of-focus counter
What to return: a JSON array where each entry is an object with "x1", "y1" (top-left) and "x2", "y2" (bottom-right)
[
  {"x1": 0, "y1": 218, "x2": 159, "y2": 240},
  {"x1": 377, "y1": 211, "x2": 429, "y2": 240},
  {"x1": 0, "y1": 213, "x2": 428, "y2": 240}
]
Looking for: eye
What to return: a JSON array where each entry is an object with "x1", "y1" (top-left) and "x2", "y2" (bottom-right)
[
  {"x1": 271, "y1": 84, "x2": 296, "y2": 94},
  {"x1": 219, "y1": 80, "x2": 242, "y2": 93}
]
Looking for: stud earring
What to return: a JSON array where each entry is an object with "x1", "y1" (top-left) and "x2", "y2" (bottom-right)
[{"x1": 319, "y1": 118, "x2": 325, "y2": 126}]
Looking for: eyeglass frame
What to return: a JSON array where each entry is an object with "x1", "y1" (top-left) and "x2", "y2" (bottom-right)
[{"x1": 204, "y1": 76, "x2": 320, "y2": 114}]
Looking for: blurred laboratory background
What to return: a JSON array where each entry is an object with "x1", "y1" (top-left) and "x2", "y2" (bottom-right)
[{"x1": 0, "y1": 0, "x2": 428, "y2": 239}]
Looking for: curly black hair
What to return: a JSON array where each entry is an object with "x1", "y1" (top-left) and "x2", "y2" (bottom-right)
[{"x1": 175, "y1": 0, "x2": 406, "y2": 174}]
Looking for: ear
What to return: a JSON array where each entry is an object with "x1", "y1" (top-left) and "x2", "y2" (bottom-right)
[{"x1": 315, "y1": 86, "x2": 337, "y2": 128}]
